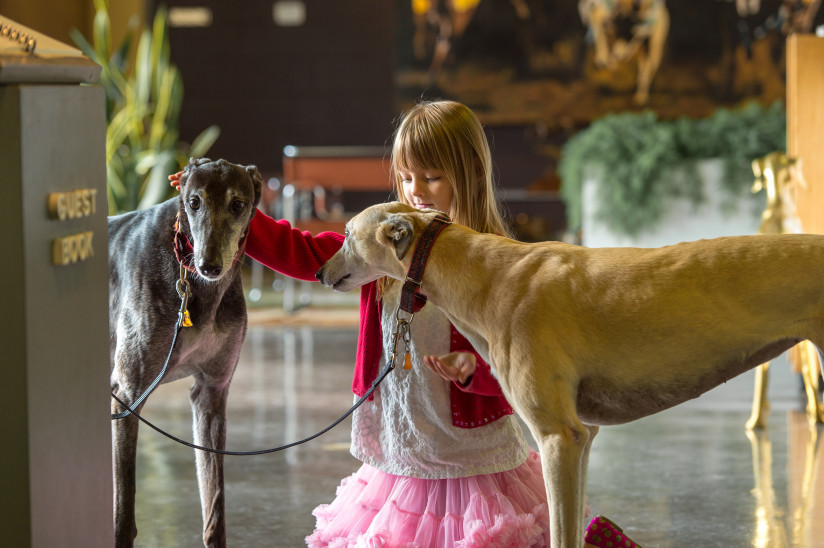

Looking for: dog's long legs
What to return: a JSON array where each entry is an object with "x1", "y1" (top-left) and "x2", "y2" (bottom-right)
[
  {"x1": 581, "y1": 424, "x2": 599, "y2": 520},
  {"x1": 111, "y1": 382, "x2": 142, "y2": 548},
  {"x1": 519, "y1": 385, "x2": 591, "y2": 548},
  {"x1": 539, "y1": 423, "x2": 591, "y2": 547},
  {"x1": 190, "y1": 377, "x2": 229, "y2": 548}
]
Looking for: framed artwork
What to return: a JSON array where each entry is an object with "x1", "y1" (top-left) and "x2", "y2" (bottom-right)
[
  {"x1": 394, "y1": 0, "x2": 822, "y2": 242},
  {"x1": 395, "y1": 0, "x2": 823, "y2": 127}
]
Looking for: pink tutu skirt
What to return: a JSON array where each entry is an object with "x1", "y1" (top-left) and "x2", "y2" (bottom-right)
[{"x1": 306, "y1": 450, "x2": 549, "y2": 548}]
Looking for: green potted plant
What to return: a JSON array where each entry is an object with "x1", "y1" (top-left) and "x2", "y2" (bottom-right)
[
  {"x1": 559, "y1": 101, "x2": 786, "y2": 244},
  {"x1": 71, "y1": 0, "x2": 219, "y2": 214}
]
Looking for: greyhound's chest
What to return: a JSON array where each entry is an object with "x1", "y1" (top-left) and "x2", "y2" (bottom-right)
[
  {"x1": 184, "y1": 277, "x2": 247, "y2": 327},
  {"x1": 161, "y1": 281, "x2": 247, "y2": 381},
  {"x1": 163, "y1": 324, "x2": 245, "y2": 381}
]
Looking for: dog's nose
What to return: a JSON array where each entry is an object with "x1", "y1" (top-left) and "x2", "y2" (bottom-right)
[
  {"x1": 314, "y1": 269, "x2": 323, "y2": 281},
  {"x1": 199, "y1": 261, "x2": 223, "y2": 278}
]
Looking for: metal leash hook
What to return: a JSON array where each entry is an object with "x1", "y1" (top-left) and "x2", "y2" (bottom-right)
[
  {"x1": 176, "y1": 262, "x2": 193, "y2": 327},
  {"x1": 401, "y1": 322, "x2": 413, "y2": 369},
  {"x1": 392, "y1": 307, "x2": 414, "y2": 370}
]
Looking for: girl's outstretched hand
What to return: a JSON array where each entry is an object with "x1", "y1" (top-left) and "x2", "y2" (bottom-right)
[
  {"x1": 423, "y1": 352, "x2": 476, "y2": 385},
  {"x1": 169, "y1": 171, "x2": 184, "y2": 191}
]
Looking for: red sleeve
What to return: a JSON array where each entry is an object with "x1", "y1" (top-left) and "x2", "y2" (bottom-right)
[
  {"x1": 244, "y1": 209, "x2": 344, "y2": 281},
  {"x1": 450, "y1": 326, "x2": 506, "y2": 397}
]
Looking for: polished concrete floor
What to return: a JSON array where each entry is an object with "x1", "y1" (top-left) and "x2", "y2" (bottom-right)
[{"x1": 131, "y1": 305, "x2": 824, "y2": 547}]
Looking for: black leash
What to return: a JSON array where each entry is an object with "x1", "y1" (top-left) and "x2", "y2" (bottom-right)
[
  {"x1": 110, "y1": 357, "x2": 396, "y2": 456},
  {"x1": 110, "y1": 324, "x2": 182, "y2": 420},
  {"x1": 109, "y1": 212, "x2": 448, "y2": 455},
  {"x1": 111, "y1": 262, "x2": 407, "y2": 455}
]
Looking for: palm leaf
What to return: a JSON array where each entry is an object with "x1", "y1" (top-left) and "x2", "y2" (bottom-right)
[
  {"x1": 190, "y1": 125, "x2": 221, "y2": 158},
  {"x1": 71, "y1": 2, "x2": 220, "y2": 214},
  {"x1": 138, "y1": 150, "x2": 178, "y2": 210}
]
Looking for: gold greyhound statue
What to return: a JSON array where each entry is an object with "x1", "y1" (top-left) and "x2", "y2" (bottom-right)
[{"x1": 746, "y1": 150, "x2": 824, "y2": 430}]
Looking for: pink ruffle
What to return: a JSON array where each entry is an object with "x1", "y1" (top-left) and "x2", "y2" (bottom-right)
[{"x1": 306, "y1": 451, "x2": 550, "y2": 548}]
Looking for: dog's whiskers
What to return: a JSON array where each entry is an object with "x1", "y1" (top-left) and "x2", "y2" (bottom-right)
[{"x1": 182, "y1": 253, "x2": 200, "y2": 278}]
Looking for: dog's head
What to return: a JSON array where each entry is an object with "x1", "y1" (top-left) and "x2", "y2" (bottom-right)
[
  {"x1": 316, "y1": 201, "x2": 445, "y2": 292},
  {"x1": 176, "y1": 158, "x2": 263, "y2": 281}
]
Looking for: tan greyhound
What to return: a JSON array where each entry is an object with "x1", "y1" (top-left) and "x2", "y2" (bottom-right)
[{"x1": 316, "y1": 201, "x2": 824, "y2": 547}]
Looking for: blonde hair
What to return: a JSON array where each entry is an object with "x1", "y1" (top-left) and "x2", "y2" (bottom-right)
[{"x1": 390, "y1": 100, "x2": 511, "y2": 237}]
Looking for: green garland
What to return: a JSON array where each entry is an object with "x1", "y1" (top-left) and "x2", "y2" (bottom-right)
[{"x1": 559, "y1": 101, "x2": 786, "y2": 237}]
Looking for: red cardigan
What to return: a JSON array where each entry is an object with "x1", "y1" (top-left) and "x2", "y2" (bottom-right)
[{"x1": 244, "y1": 211, "x2": 513, "y2": 428}]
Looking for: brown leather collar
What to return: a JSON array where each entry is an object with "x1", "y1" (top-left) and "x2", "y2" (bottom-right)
[{"x1": 399, "y1": 214, "x2": 452, "y2": 314}]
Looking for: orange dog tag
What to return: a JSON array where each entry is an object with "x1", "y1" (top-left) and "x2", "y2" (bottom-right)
[{"x1": 403, "y1": 353, "x2": 412, "y2": 370}]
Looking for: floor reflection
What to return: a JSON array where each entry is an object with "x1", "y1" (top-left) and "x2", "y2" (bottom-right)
[
  {"x1": 747, "y1": 425, "x2": 787, "y2": 548},
  {"x1": 745, "y1": 412, "x2": 824, "y2": 548},
  {"x1": 785, "y1": 412, "x2": 824, "y2": 547},
  {"x1": 131, "y1": 324, "x2": 824, "y2": 547}
]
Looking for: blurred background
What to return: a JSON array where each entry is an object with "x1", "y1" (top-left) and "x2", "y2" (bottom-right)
[{"x1": 5, "y1": 0, "x2": 819, "y2": 246}]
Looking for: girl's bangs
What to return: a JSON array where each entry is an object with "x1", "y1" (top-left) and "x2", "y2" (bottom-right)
[{"x1": 395, "y1": 124, "x2": 444, "y2": 172}]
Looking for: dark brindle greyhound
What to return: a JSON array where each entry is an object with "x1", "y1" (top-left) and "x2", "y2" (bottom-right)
[{"x1": 108, "y1": 158, "x2": 262, "y2": 547}]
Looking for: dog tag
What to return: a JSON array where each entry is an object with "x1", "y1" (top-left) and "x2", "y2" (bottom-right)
[
  {"x1": 403, "y1": 352, "x2": 412, "y2": 370},
  {"x1": 181, "y1": 309, "x2": 193, "y2": 327}
]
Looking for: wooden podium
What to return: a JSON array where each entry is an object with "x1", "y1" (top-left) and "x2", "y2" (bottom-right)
[
  {"x1": 0, "y1": 16, "x2": 112, "y2": 547},
  {"x1": 786, "y1": 31, "x2": 824, "y2": 548},
  {"x1": 788, "y1": 34, "x2": 824, "y2": 234}
]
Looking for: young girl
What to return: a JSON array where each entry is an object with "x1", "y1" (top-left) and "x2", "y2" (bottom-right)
[{"x1": 172, "y1": 100, "x2": 638, "y2": 547}]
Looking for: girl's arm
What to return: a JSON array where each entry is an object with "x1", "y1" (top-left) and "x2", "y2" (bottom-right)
[
  {"x1": 245, "y1": 210, "x2": 344, "y2": 281},
  {"x1": 170, "y1": 171, "x2": 343, "y2": 280}
]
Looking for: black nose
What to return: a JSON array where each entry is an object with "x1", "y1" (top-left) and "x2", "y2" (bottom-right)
[
  {"x1": 314, "y1": 269, "x2": 322, "y2": 281},
  {"x1": 199, "y1": 261, "x2": 222, "y2": 278}
]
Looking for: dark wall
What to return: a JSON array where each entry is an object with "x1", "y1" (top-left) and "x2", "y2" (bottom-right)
[
  {"x1": 151, "y1": 1, "x2": 396, "y2": 175},
  {"x1": 149, "y1": 1, "x2": 565, "y2": 239}
]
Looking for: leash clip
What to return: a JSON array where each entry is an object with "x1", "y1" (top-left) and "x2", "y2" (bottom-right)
[
  {"x1": 176, "y1": 263, "x2": 193, "y2": 327},
  {"x1": 390, "y1": 307, "x2": 414, "y2": 370}
]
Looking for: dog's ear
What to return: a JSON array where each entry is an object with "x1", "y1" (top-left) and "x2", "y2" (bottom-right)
[
  {"x1": 245, "y1": 165, "x2": 264, "y2": 207},
  {"x1": 380, "y1": 214, "x2": 414, "y2": 260},
  {"x1": 179, "y1": 157, "x2": 213, "y2": 189}
]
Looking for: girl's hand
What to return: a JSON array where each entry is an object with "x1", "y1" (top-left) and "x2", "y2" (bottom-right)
[
  {"x1": 169, "y1": 171, "x2": 184, "y2": 191},
  {"x1": 423, "y1": 352, "x2": 476, "y2": 385}
]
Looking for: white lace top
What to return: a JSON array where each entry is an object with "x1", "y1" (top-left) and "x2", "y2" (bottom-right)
[{"x1": 349, "y1": 283, "x2": 530, "y2": 479}]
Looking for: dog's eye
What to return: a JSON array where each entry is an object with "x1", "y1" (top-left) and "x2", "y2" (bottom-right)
[
  {"x1": 189, "y1": 196, "x2": 201, "y2": 210},
  {"x1": 344, "y1": 229, "x2": 350, "y2": 238},
  {"x1": 231, "y1": 199, "x2": 246, "y2": 213}
]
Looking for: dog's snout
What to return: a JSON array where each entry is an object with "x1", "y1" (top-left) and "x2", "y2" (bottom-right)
[
  {"x1": 199, "y1": 260, "x2": 223, "y2": 278},
  {"x1": 314, "y1": 269, "x2": 323, "y2": 281}
]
